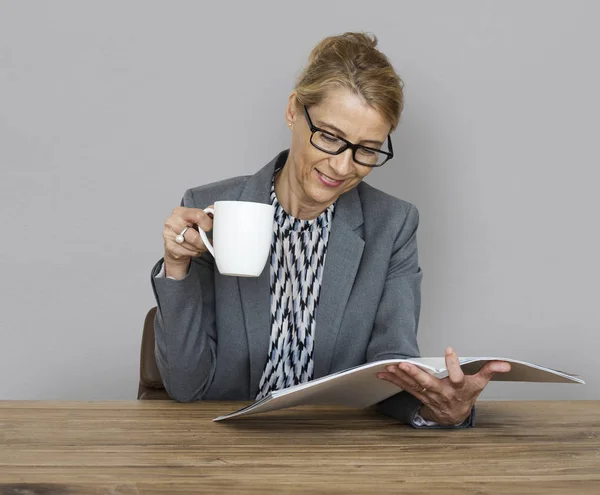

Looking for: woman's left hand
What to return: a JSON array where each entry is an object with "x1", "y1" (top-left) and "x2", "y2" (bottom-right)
[{"x1": 377, "y1": 347, "x2": 512, "y2": 425}]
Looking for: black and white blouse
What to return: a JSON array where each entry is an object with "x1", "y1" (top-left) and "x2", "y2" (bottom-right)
[{"x1": 255, "y1": 171, "x2": 336, "y2": 400}]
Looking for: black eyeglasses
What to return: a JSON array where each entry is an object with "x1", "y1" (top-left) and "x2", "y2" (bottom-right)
[{"x1": 303, "y1": 105, "x2": 394, "y2": 167}]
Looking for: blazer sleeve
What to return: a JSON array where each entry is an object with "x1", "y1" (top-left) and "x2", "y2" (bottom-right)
[
  {"x1": 366, "y1": 204, "x2": 474, "y2": 428},
  {"x1": 150, "y1": 189, "x2": 217, "y2": 402}
]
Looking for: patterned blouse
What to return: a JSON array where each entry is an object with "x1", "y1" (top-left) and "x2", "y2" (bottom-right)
[{"x1": 255, "y1": 169, "x2": 336, "y2": 400}]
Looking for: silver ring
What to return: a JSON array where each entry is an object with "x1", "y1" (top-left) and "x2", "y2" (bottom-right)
[{"x1": 175, "y1": 226, "x2": 189, "y2": 244}]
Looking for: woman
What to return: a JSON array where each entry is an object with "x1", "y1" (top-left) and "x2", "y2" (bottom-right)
[{"x1": 150, "y1": 32, "x2": 510, "y2": 427}]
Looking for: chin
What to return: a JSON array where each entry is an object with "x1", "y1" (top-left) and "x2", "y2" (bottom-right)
[{"x1": 310, "y1": 186, "x2": 339, "y2": 206}]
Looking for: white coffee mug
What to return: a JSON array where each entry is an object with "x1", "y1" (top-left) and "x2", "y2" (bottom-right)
[{"x1": 198, "y1": 200, "x2": 275, "y2": 277}]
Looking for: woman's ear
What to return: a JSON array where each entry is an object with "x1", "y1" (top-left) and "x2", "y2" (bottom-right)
[{"x1": 285, "y1": 93, "x2": 298, "y2": 128}]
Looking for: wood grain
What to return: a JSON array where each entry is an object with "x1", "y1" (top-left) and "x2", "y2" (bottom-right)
[{"x1": 1, "y1": 401, "x2": 599, "y2": 494}]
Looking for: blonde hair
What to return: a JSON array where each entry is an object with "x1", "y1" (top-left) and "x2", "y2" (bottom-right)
[{"x1": 294, "y1": 32, "x2": 404, "y2": 131}]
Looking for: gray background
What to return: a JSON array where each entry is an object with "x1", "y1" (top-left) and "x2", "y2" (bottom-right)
[{"x1": 1, "y1": 0, "x2": 598, "y2": 400}]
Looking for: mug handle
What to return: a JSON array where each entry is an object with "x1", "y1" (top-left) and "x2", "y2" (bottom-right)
[{"x1": 198, "y1": 206, "x2": 215, "y2": 257}]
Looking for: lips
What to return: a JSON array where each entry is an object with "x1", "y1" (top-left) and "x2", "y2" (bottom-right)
[{"x1": 316, "y1": 169, "x2": 344, "y2": 187}]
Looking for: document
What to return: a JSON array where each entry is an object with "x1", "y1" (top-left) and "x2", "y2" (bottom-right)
[{"x1": 213, "y1": 357, "x2": 584, "y2": 421}]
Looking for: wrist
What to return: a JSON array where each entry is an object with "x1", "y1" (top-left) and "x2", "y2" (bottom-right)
[
  {"x1": 418, "y1": 404, "x2": 437, "y2": 422},
  {"x1": 164, "y1": 258, "x2": 191, "y2": 280},
  {"x1": 418, "y1": 404, "x2": 472, "y2": 426}
]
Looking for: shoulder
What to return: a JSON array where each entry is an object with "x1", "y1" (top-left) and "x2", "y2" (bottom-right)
[
  {"x1": 356, "y1": 181, "x2": 419, "y2": 235},
  {"x1": 182, "y1": 175, "x2": 251, "y2": 208}
]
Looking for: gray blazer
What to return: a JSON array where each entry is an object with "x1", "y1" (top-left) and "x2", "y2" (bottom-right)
[{"x1": 150, "y1": 150, "x2": 461, "y2": 426}]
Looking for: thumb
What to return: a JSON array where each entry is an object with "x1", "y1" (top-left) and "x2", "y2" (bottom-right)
[
  {"x1": 476, "y1": 360, "x2": 512, "y2": 386},
  {"x1": 180, "y1": 207, "x2": 213, "y2": 231}
]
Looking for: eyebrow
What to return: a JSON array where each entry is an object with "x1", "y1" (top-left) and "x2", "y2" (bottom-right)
[{"x1": 316, "y1": 119, "x2": 384, "y2": 147}]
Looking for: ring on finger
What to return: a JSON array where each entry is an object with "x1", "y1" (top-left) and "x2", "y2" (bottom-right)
[
  {"x1": 413, "y1": 383, "x2": 427, "y2": 394},
  {"x1": 175, "y1": 226, "x2": 189, "y2": 244}
]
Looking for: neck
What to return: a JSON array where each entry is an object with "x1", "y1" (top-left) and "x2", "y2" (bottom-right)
[{"x1": 274, "y1": 158, "x2": 328, "y2": 220}]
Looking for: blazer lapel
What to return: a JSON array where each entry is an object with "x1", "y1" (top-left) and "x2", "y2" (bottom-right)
[
  {"x1": 314, "y1": 186, "x2": 364, "y2": 378},
  {"x1": 238, "y1": 267, "x2": 271, "y2": 397},
  {"x1": 237, "y1": 151, "x2": 283, "y2": 396}
]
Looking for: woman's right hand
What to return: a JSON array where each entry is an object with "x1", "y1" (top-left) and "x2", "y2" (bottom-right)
[{"x1": 163, "y1": 206, "x2": 214, "y2": 279}]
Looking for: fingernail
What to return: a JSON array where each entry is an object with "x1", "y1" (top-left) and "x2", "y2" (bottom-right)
[
  {"x1": 446, "y1": 347, "x2": 453, "y2": 355},
  {"x1": 386, "y1": 366, "x2": 396, "y2": 373}
]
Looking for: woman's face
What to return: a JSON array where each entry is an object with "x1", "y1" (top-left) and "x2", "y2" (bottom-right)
[{"x1": 285, "y1": 88, "x2": 392, "y2": 211}]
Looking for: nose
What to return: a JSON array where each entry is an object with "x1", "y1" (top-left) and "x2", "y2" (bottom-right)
[{"x1": 330, "y1": 148, "x2": 355, "y2": 177}]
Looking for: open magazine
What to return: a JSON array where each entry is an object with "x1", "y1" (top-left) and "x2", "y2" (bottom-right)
[{"x1": 213, "y1": 357, "x2": 585, "y2": 421}]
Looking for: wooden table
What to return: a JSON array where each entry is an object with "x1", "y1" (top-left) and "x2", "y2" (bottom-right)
[{"x1": 1, "y1": 401, "x2": 599, "y2": 494}]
